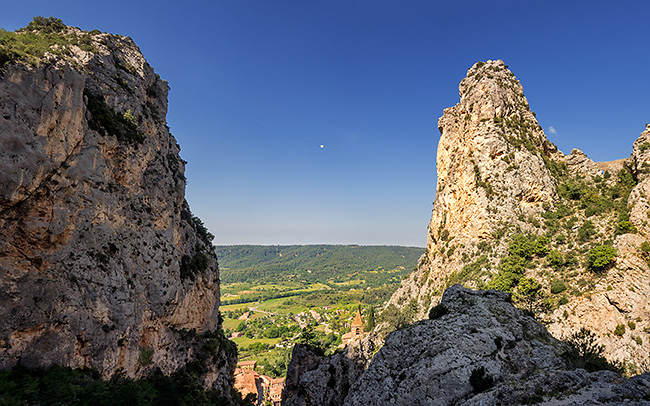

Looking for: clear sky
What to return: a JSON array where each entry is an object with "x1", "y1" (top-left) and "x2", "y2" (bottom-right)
[{"x1": 2, "y1": 1, "x2": 649, "y2": 247}]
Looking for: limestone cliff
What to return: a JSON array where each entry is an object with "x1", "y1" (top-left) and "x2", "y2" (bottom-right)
[
  {"x1": 284, "y1": 285, "x2": 650, "y2": 405},
  {"x1": 282, "y1": 335, "x2": 380, "y2": 406},
  {"x1": 387, "y1": 60, "x2": 556, "y2": 316},
  {"x1": 0, "y1": 19, "x2": 237, "y2": 398},
  {"x1": 387, "y1": 60, "x2": 650, "y2": 371}
]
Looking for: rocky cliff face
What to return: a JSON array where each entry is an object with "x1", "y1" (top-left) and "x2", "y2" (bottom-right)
[
  {"x1": 386, "y1": 60, "x2": 650, "y2": 371},
  {"x1": 285, "y1": 285, "x2": 650, "y2": 405},
  {"x1": 387, "y1": 60, "x2": 558, "y2": 317},
  {"x1": 280, "y1": 60, "x2": 650, "y2": 405},
  {"x1": 282, "y1": 335, "x2": 380, "y2": 406},
  {"x1": 0, "y1": 21, "x2": 237, "y2": 397}
]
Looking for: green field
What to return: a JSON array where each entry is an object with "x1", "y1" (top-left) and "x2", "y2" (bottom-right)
[
  {"x1": 231, "y1": 336, "x2": 282, "y2": 348},
  {"x1": 218, "y1": 245, "x2": 423, "y2": 378}
]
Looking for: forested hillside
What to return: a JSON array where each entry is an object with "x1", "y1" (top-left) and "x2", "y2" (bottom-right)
[{"x1": 216, "y1": 245, "x2": 424, "y2": 285}]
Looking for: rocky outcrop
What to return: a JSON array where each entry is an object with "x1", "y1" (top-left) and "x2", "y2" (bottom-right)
[
  {"x1": 359, "y1": 286, "x2": 650, "y2": 405},
  {"x1": 346, "y1": 286, "x2": 568, "y2": 405},
  {"x1": 632, "y1": 125, "x2": 650, "y2": 182},
  {"x1": 628, "y1": 125, "x2": 650, "y2": 237},
  {"x1": 282, "y1": 344, "x2": 357, "y2": 406},
  {"x1": 464, "y1": 369, "x2": 650, "y2": 406},
  {"x1": 384, "y1": 60, "x2": 650, "y2": 371},
  {"x1": 0, "y1": 22, "x2": 237, "y2": 398},
  {"x1": 567, "y1": 148, "x2": 602, "y2": 180},
  {"x1": 387, "y1": 60, "x2": 558, "y2": 320},
  {"x1": 282, "y1": 337, "x2": 380, "y2": 406},
  {"x1": 285, "y1": 286, "x2": 650, "y2": 405}
]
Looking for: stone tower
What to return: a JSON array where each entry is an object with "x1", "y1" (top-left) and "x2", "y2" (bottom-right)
[{"x1": 342, "y1": 307, "x2": 365, "y2": 345}]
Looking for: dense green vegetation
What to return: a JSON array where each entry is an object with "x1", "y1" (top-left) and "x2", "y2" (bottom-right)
[
  {"x1": 0, "y1": 363, "x2": 253, "y2": 406},
  {"x1": 218, "y1": 245, "x2": 423, "y2": 306},
  {"x1": 218, "y1": 245, "x2": 423, "y2": 285}
]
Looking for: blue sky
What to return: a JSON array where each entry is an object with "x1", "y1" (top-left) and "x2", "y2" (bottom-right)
[{"x1": 2, "y1": 1, "x2": 649, "y2": 247}]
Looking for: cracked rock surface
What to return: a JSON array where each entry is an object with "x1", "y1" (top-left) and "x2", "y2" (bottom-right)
[
  {"x1": 0, "y1": 26, "x2": 236, "y2": 397},
  {"x1": 387, "y1": 60, "x2": 650, "y2": 369},
  {"x1": 345, "y1": 286, "x2": 650, "y2": 406}
]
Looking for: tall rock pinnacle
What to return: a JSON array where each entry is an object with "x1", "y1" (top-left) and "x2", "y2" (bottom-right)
[
  {"x1": 384, "y1": 60, "x2": 650, "y2": 370},
  {"x1": 388, "y1": 60, "x2": 557, "y2": 317}
]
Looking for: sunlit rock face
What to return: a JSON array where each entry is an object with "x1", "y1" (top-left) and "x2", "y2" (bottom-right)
[
  {"x1": 0, "y1": 25, "x2": 236, "y2": 397},
  {"x1": 386, "y1": 60, "x2": 650, "y2": 370},
  {"x1": 388, "y1": 60, "x2": 557, "y2": 320}
]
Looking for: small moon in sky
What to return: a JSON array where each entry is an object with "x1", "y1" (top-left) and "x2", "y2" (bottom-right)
[{"x1": 320, "y1": 145, "x2": 324, "y2": 148}]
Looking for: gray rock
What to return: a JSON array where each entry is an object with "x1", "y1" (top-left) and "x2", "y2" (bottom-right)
[
  {"x1": 385, "y1": 60, "x2": 650, "y2": 370},
  {"x1": 342, "y1": 286, "x2": 649, "y2": 406},
  {"x1": 344, "y1": 286, "x2": 566, "y2": 406},
  {"x1": 282, "y1": 337, "x2": 379, "y2": 406},
  {"x1": 0, "y1": 25, "x2": 237, "y2": 399}
]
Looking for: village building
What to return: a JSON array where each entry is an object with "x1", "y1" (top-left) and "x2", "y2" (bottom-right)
[
  {"x1": 230, "y1": 331, "x2": 244, "y2": 338},
  {"x1": 268, "y1": 377, "x2": 285, "y2": 405},
  {"x1": 233, "y1": 360, "x2": 285, "y2": 405},
  {"x1": 234, "y1": 368, "x2": 263, "y2": 405},
  {"x1": 238, "y1": 360, "x2": 257, "y2": 371},
  {"x1": 341, "y1": 307, "x2": 367, "y2": 346}
]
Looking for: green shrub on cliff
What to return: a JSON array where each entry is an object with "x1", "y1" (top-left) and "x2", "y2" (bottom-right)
[
  {"x1": 546, "y1": 250, "x2": 563, "y2": 268},
  {"x1": 84, "y1": 89, "x2": 145, "y2": 144},
  {"x1": 0, "y1": 17, "x2": 99, "y2": 70},
  {"x1": 587, "y1": 245, "x2": 617, "y2": 272},
  {"x1": 21, "y1": 16, "x2": 66, "y2": 33},
  {"x1": 550, "y1": 279, "x2": 567, "y2": 294},
  {"x1": 513, "y1": 276, "x2": 542, "y2": 313}
]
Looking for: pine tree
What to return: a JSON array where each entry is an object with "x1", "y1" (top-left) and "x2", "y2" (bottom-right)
[{"x1": 366, "y1": 305, "x2": 376, "y2": 332}]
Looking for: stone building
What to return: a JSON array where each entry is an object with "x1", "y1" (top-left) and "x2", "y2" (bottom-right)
[
  {"x1": 268, "y1": 377, "x2": 285, "y2": 405},
  {"x1": 234, "y1": 368, "x2": 263, "y2": 404},
  {"x1": 234, "y1": 360, "x2": 285, "y2": 405},
  {"x1": 341, "y1": 307, "x2": 366, "y2": 345},
  {"x1": 238, "y1": 360, "x2": 257, "y2": 371}
]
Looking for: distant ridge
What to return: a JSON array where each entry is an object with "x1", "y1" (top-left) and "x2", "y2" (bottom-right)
[{"x1": 216, "y1": 245, "x2": 425, "y2": 285}]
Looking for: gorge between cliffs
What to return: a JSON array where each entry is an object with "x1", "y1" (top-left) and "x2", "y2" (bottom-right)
[{"x1": 1, "y1": 18, "x2": 650, "y2": 406}]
